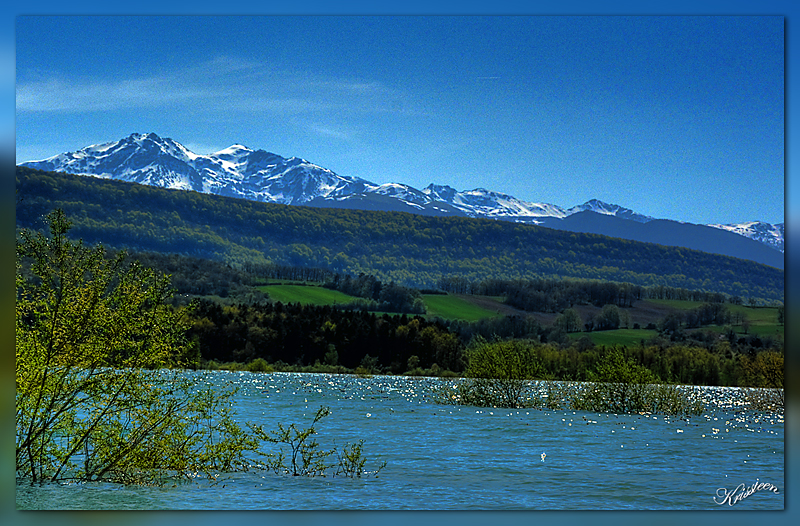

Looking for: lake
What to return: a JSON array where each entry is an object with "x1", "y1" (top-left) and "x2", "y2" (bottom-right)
[{"x1": 15, "y1": 371, "x2": 784, "y2": 510}]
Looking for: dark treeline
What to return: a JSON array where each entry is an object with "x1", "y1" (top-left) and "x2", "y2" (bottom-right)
[
  {"x1": 243, "y1": 261, "x2": 337, "y2": 283},
  {"x1": 437, "y1": 276, "x2": 731, "y2": 313},
  {"x1": 441, "y1": 315, "x2": 544, "y2": 344},
  {"x1": 184, "y1": 300, "x2": 781, "y2": 387},
  {"x1": 660, "y1": 302, "x2": 731, "y2": 335},
  {"x1": 121, "y1": 252, "x2": 424, "y2": 313},
  {"x1": 118, "y1": 250, "x2": 257, "y2": 298},
  {"x1": 188, "y1": 300, "x2": 459, "y2": 373}
]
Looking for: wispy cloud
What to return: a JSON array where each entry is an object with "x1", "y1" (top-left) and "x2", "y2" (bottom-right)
[
  {"x1": 16, "y1": 55, "x2": 422, "y2": 117},
  {"x1": 300, "y1": 122, "x2": 353, "y2": 141},
  {"x1": 16, "y1": 75, "x2": 212, "y2": 112}
]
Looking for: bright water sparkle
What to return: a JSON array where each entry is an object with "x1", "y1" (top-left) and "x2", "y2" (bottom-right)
[{"x1": 16, "y1": 371, "x2": 784, "y2": 510}]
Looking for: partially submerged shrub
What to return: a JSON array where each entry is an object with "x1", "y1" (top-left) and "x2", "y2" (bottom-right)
[
  {"x1": 450, "y1": 377, "x2": 536, "y2": 408},
  {"x1": 252, "y1": 407, "x2": 334, "y2": 477},
  {"x1": 571, "y1": 347, "x2": 705, "y2": 416},
  {"x1": 245, "y1": 357, "x2": 274, "y2": 373},
  {"x1": 15, "y1": 210, "x2": 257, "y2": 485},
  {"x1": 573, "y1": 347, "x2": 656, "y2": 413},
  {"x1": 436, "y1": 338, "x2": 544, "y2": 408},
  {"x1": 641, "y1": 383, "x2": 705, "y2": 417},
  {"x1": 543, "y1": 381, "x2": 572, "y2": 411},
  {"x1": 249, "y1": 406, "x2": 385, "y2": 478},
  {"x1": 744, "y1": 387, "x2": 784, "y2": 412},
  {"x1": 334, "y1": 439, "x2": 387, "y2": 478}
]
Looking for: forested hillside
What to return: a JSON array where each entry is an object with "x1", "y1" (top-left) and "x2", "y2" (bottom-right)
[{"x1": 16, "y1": 167, "x2": 784, "y2": 303}]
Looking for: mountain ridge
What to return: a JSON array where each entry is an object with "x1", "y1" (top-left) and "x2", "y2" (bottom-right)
[
  {"x1": 15, "y1": 165, "x2": 784, "y2": 304},
  {"x1": 20, "y1": 132, "x2": 784, "y2": 258}
]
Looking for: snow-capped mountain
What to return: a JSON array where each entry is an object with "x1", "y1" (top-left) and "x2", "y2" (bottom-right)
[
  {"x1": 22, "y1": 132, "x2": 373, "y2": 206},
  {"x1": 422, "y1": 184, "x2": 569, "y2": 221},
  {"x1": 567, "y1": 199, "x2": 653, "y2": 224},
  {"x1": 20, "y1": 132, "x2": 784, "y2": 261},
  {"x1": 707, "y1": 221, "x2": 784, "y2": 253}
]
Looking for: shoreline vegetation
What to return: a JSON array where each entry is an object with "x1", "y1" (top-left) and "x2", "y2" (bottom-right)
[
  {"x1": 16, "y1": 209, "x2": 784, "y2": 489},
  {"x1": 199, "y1": 344, "x2": 783, "y2": 417}
]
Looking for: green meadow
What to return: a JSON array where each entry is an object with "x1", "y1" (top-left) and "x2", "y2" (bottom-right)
[
  {"x1": 568, "y1": 329, "x2": 660, "y2": 347},
  {"x1": 422, "y1": 294, "x2": 504, "y2": 322},
  {"x1": 252, "y1": 285, "x2": 782, "y2": 345},
  {"x1": 257, "y1": 283, "x2": 361, "y2": 306}
]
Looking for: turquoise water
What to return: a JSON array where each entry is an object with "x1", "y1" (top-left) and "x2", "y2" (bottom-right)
[{"x1": 16, "y1": 371, "x2": 784, "y2": 510}]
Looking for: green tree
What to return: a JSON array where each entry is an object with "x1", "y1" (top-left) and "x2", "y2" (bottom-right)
[
  {"x1": 593, "y1": 304, "x2": 621, "y2": 331},
  {"x1": 740, "y1": 350, "x2": 784, "y2": 410},
  {"x1": 16, "y1": 210, "x2": 254, "y2": 484},
  {"x1": 555, "y1": 308, "x2": 582, "y2": 333},
  {"x1": 741, "y1": 350, "x2": 784, "y2": 390}
]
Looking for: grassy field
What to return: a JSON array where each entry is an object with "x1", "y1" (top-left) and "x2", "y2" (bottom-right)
[
  {"x1": 567, "y1": 328, "x2": 660, "y2": 347},
  {"x1": 645, "y1": 299, "x2": 708, "y2": 310},
  {"x1": 647, "y1": 300, "x2": 783, "y2": 337},
  {"x1": 256, "y1": 283, "x2": 361, "y2": 306},
  {"x1": 422, "y1": 294, "x2": 505, "y2": 322},
  {"x1": 252, "y1": 286, "x2": 783, "y2": 343}
]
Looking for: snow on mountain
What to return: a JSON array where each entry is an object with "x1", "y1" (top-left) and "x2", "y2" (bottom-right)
[
  {"x1": 20, "y1": 132, "x2": 784, "y2": 254},
  {"x1": 369, "y1": 182, "x2": 430, "y2": 209},
  {"x1": 707, "y1": 221, "x2": 785, "y2": 253},
  {"x1": 22, "y1": 132, "x2": 372, "y2": 206},
  {"x1": 567, "y1": 199, "x2": 653, "y2": 224},
  {"x1": 422, "y1": 184, "x2": 568, "y2": 221},
  {"x1": 422, "y1": 184, "x2": 460, "y2": 203}
]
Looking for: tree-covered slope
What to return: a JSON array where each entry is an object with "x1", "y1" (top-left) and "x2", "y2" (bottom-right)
[{"x1": 15, "y1": 167, "x2": 784, "y2": 303}]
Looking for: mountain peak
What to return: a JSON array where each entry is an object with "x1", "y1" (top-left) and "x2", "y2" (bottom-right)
[
  {"x1": 18, "y1": 132, "x2": 782, "y2": 256},
  {"x1": 214, "y1": 144, "x2": 253, "y2": 157},
  {"x1": 570, "y1": 199, "x2": 653, "y2": 224},
  {"x1": 125, "y1": 132, "x2": 164, "y2": 143},
  {"x1": 423, "y1": 183, "x2": 459, "y2": 202},
  {"x1": 707, "y1": 221, "x2": 785, "y2": 253}
]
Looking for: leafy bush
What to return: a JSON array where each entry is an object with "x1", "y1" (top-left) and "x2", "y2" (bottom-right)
[
  {"x1": 245, "y1": 357, "x2": 274, "y2": 373},
  {"x1": 740, "y1": 350, "x2": 784, "y2": 389},
  {"x1": 334, "y1": 439, "x2": 387, "y2": 479},
  {"x1": 16, "y1": 211, "x2": 385, "y2": 485},
  {"x1": 572, "y1": 347, "x2": 704, "y2": 416},
  {"x1": 252, "y1": 407, "x2": 334, "y2": 477},
  {"x1": 444, "y1": 338, "x2": 545, "y2": 408},
  {"x1": 15, "y1": 211, "x2": 256, "y2": 485}
]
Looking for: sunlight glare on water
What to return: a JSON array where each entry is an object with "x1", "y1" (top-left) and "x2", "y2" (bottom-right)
[{"x1": 16, "y1": 371, "x2": 784, "y2": 511}]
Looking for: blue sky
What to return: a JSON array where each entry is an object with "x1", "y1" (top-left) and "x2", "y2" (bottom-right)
[{"x1": 14, "y1": 12, "x2": 785, "y2": 226}]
